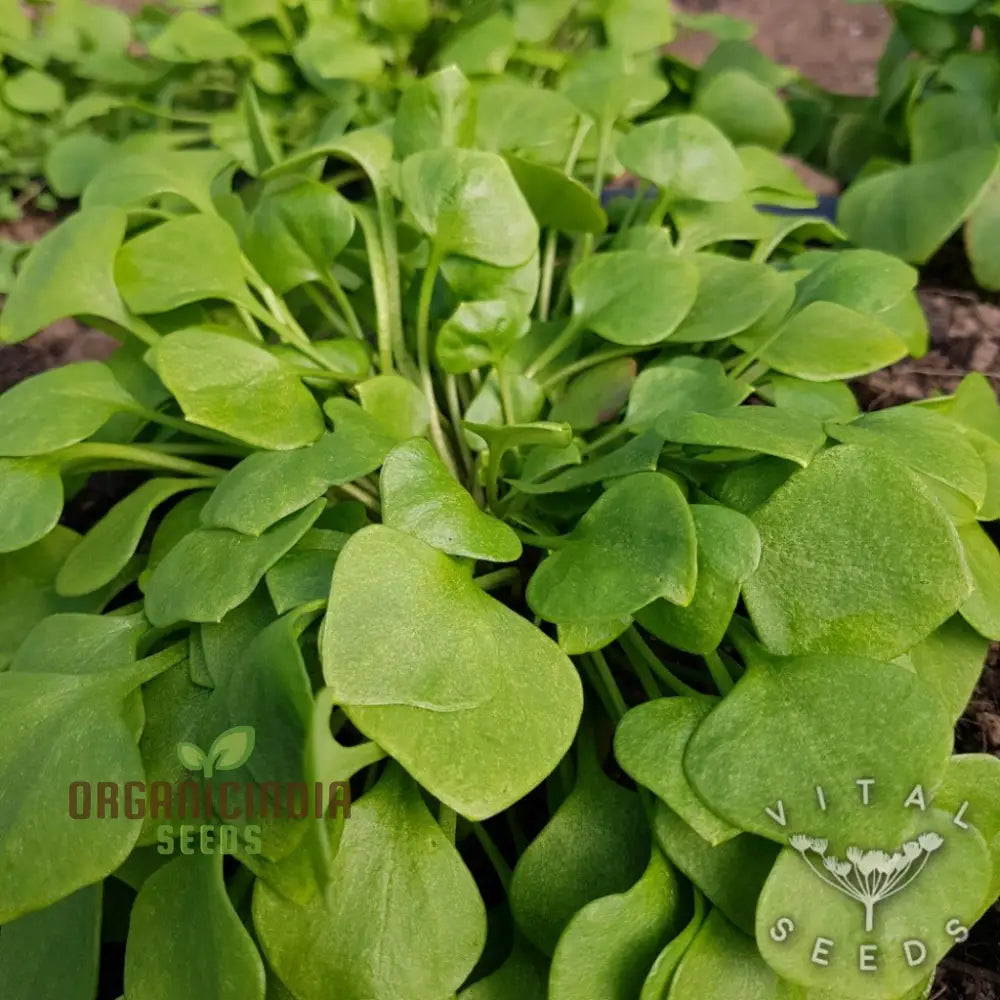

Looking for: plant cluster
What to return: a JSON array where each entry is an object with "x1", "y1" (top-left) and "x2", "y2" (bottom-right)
[
  {"x1": 791, "y1": 0, "x2": 1000, "y2": 289},
  {"x1": 2, "y1": 3, "x2": 1000, "y2": 1000}
]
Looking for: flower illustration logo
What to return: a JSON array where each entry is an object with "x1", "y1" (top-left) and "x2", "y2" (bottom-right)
[{"x1": 789, "y1": 832, "x2": 944, "y2": 931}]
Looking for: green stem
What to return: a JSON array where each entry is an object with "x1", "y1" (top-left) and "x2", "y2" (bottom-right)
[
  {"x1": 525, "y1": 315, "x2": 583, "y2": 380},
  {"x1": 131, "y1": 405, "x2": 243, "y2": 447},
  {"x1": 473, "y1": 568, "x2": 520, "y2": 592},
  {"x1": 621, "y1": 628, "x2": 703, "y2": 699},
  {"x1": 375, "y1": 190, "x2": 409, "y2": 377},
  {"x1": 541, "y1": 345, "x2": 638, "y2": 392},
  {"x1": 353, "y1": 203, "x2": 401, "y2": 376},
  {"x1": 445, "y1": 374, "x2": 474, "y2": 479},
  {"x1": 59, "y1": 443, "x2": 225, "y2": 479},
  {"x1": 537, "y1": 229, "x2": 559, "y2": 322},
  {"x1": 335, "y1": 482, "x2": 380, "y2": 513},
  {"x1": 632, "y1": 656, "x2": 662, "y2": 700},
  {"x1": 416, "y1": 250, "x2": 461, "y2": 479},
  {"x1": 580, "y1": 655, "x2": 617, "y2": 721},
  {"x1": 590, "y1": 650, "x2": 628, "y2": 721},
  {"x1": 472, "y1": 824, "x2": 512, "y2": 891},
  {"x1": 704, "y1": 650, "x2": 735, "y2": 695},
  {"x1": 137, "y1": 443, "x2": 247, "y2": 457},
  {"x1": 304, "y1": 283, "x2": 353, "y2": 339},
  {"x1": 612, "y1": 180, "x2": 652, "y2": 248},
  {"x1": 496, "y1": 364, "x2": 516, "y2": 425},
  {"x1": 512, "y1": 528, "x2": 566, "y2": 549},
  {"x1": 648, "y1": 187, "x2": 674, "y2": 228},
  {"x1": 580, "y1": 422, "x2": 628, "y2": 457},
  {"x1": 322, "y1": 271, "x2": 367, "y2": 343}
]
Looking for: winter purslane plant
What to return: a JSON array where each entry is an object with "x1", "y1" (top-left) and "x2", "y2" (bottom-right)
[
  {"x1": 789, "y1": 0, "x2": 1000, "y2": 290},
  {"x1": 1, "y1": 47, "x2": 999, "y2": 1000}
]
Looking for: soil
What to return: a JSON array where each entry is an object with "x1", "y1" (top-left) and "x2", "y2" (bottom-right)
[{"x1": 1, "y1": 0, "x2": 999, "y2": 994}]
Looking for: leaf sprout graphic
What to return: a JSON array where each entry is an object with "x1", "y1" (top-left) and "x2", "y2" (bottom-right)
[
  {"x1": 176, "y1": 726, "x2": 256, "y2": 779},
  {"x1": 790, "y1": 831, "x2": 944, "y2": 932}
]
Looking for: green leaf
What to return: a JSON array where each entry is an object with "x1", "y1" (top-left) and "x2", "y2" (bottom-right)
[
  {"x1": 617, "y1": 116, "x2": 744, "y2": 202},
  {"x1": 459, "y1": 935, "x2": 548, "y2": 999},
  {"x1": 147, "y1": 11, "x2": 253, "y2": 62},
  {"x1": 12, "y1": 611, "x2": 146, "y2": 675},
  {"x1": 401, "y1": 148, "x2": 539, "y2": 267},
  {"x1": 617, "y1": 696, "x2": 740, "y2": 846},
  {"x1": 381, "y1": 438, "x2": 522, "y2": 561},
  {"x1": 2, "y1": 69, "x2": 64, "y2": 113},
  {"x1": 475, "y1": 80, "x2": 579, "y2": 165},
  {"x1": 201, "y1": 401, "x2": 395, "y2": 534},
  {"x1": 243, "y1": 177, "x2": 355, "y2": 294},
  {"x1": 44, "y1": 132, "x2": 114, "y2": 199},
  {"x1": 57, "y1": 478, "x2": 203, "y2": 597},
  {"x1": 636, "y1": 505, "x2": 761, "y2": 654},
  {"x1": 744, "y1": 445, "x2": 972, "y2": 658},
  {"x1": 0, "y1": 884, "x2": 101, "y2": 1000},
  {"x1": 767, "y1": 374, "x2": 859, "y2": 422},
  {"x1": 671, "y1": 256, "x2": 786, "y2": 343},
  {"x1": 827, "y1": 407, "x2": 987, "y2": 509},
  {"x1": 639, "y1": 891, "x2": 707, "y2": 1000},
  {"x1": 0, "y1": 362, "x2": 137, "y2": 456},
  {"x1": 559, "y1": 50, "x2": 669, "y2": 125},
  {"x1": 143, "y1": 499, "x2": 324, "y2": 627},
  {"x1": 436, "y1": 299, "x2": 530, "y2": 374},
  {"x1": 116, "y1": 215, "x2": 253, "y2": 314},
  {"x1": 896, "y1": 615, "x2": 988, "y2": 723},
  {"x1": 625, "y1": 357, "x2": 748, "y2": 433},
  {"x1": 694, "y1": 70, "x2": 792, "y2": 150},
  {"x1": 437, "y1": 14, "x2": 516, "y2": 76},
  {"x1": 0, "y1": 207, "x2": 138, "y2": 345},
  {"x1": 652, "y1": 802, "x2": 779, "y2": 934},
  {"x1": 571, "y1": 251, "x2": 700, "y2": 347},
  {"x1": 527, "y1": 473, "x2": 697, "y2": 623},
  {"x1": 957, "y1": 521, "x2": 1000, "y2": 639},
  {"x1": 254, "y1": 764, "x2": 487, "y2": 1000},
  {"x1": 657, "y1": 406, "x2": 826, "y2": 467},
  {"x1": 0, "y1": 654, "x2": 178, "y2": 921},
  {"x1": 910, "y1": 92, "x2": 996, "y2": 163},
  {"x1": 365, "y1": 0, "x2": 430, "y2": 33},
  {"x1": 685, "y1": 647, "x2": 954, "y2": 844},
  {"x1": 549, "y1": 357, "x2": 636, "y2": 431},
  {"x1": 549, "y1": 849, "x2": 684, "y2": 1000},
  {"x1": 838, "y1": 146, "x2": 999, "y2": 263},
  {"x1": 966, "y1": 172, "x2": 1000, "y2": 292},
  {"x1": 294, "y1": 24, "x2": 382, "y2": 86},
  {"x1": 124, "y1": 853, "x2": 265, "y2": 1000},
  {"x1": 504, "y1": 154, "x2": 607, "y2": 234},
  {"x1": 670, "y1": 910, "x2": 796, "y2": 1000},
  {"x1": 394, "y1": 66, "x2": 476, "y2": 159},
  {"x1": 511, "y1": 724, "x2": 650, "y2": 955},
  {"x1": 83, "y1": 150, "x2": 232, "y2": 215},
  {"x1": 0, "y1": 457, "x2": 63, "y2": 554},
  {"x1": 153, "y1": 329, "x2": 325, "y2": 449},
  {"x1": 509, "y1": 431, "x2": 664, "y2": 494},
  {"x1": 356, "y1": 374, "x2": 430, "y2": 441},
  {"x1": 603, "y1": 0, "x2": 675, "y2": 52},
  {"x1": 322, "y1": 526, "x2": 582, "y2": 818}
]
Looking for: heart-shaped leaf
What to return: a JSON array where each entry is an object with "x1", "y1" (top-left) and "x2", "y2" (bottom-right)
[
  {"x1": 549, "y1": 848, "x2": 684, "y2": 1000},
  {"x1": 253, "y1": 764, "x2": 487, "y2": 1000},
  {"x1": 0, "y1": 457, "x2": 63, "y2": 553},
  {"x1": 143, "y1": 499, "x2": 324, "y2": 627},
  {"x1": 153, "y1": 329, "x2": 325, "y2": 450},
  {"x1": 617, "y1": 115, "x2": 744, "y2": 202},
  {"x1": 393, "y1": 66, "x2": 475, "y2": 158},
  {"x1": 401, "y1": 148, "x2": 539, "y2": 267},
  {"x1": 617, "y1": 696, "x2": 739, "y2": 846},
  {"x1": 527, "y1": 473, "x2": 697, "y2": 624},
  {"x1": 636, "y1": 505, "x2": 761, "y2": 654},
  {"x1": 0, "y1": 362, "x2": 138, "y2": 457},
  {"x1": 0, "y1": 207, "x2": 139, "y2": 345},
  {"x1": 744, "y1": 445, "x2": 971, "y2": 658},
  {"x1": 124, "y1": 853, "x2": 265, "y2": 1000},
  {"x1": 201, "y1": 400, "x2": 395, "y2": 535},
  {"x1": 116, "y1": 215, "x2": 254, "y2": 314},
  {"x1": 549, "y1": 357, "x2": 636, "y2": 431},
  {"x1": 322, "y1": 527, "x2": 582, "y2": 818},
  {"x1": 570, "y1": 251, "x2": 700, "y2": 347},
  {"x1": 380, "y1": 439, "x2": 521, "y2": 562}
]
